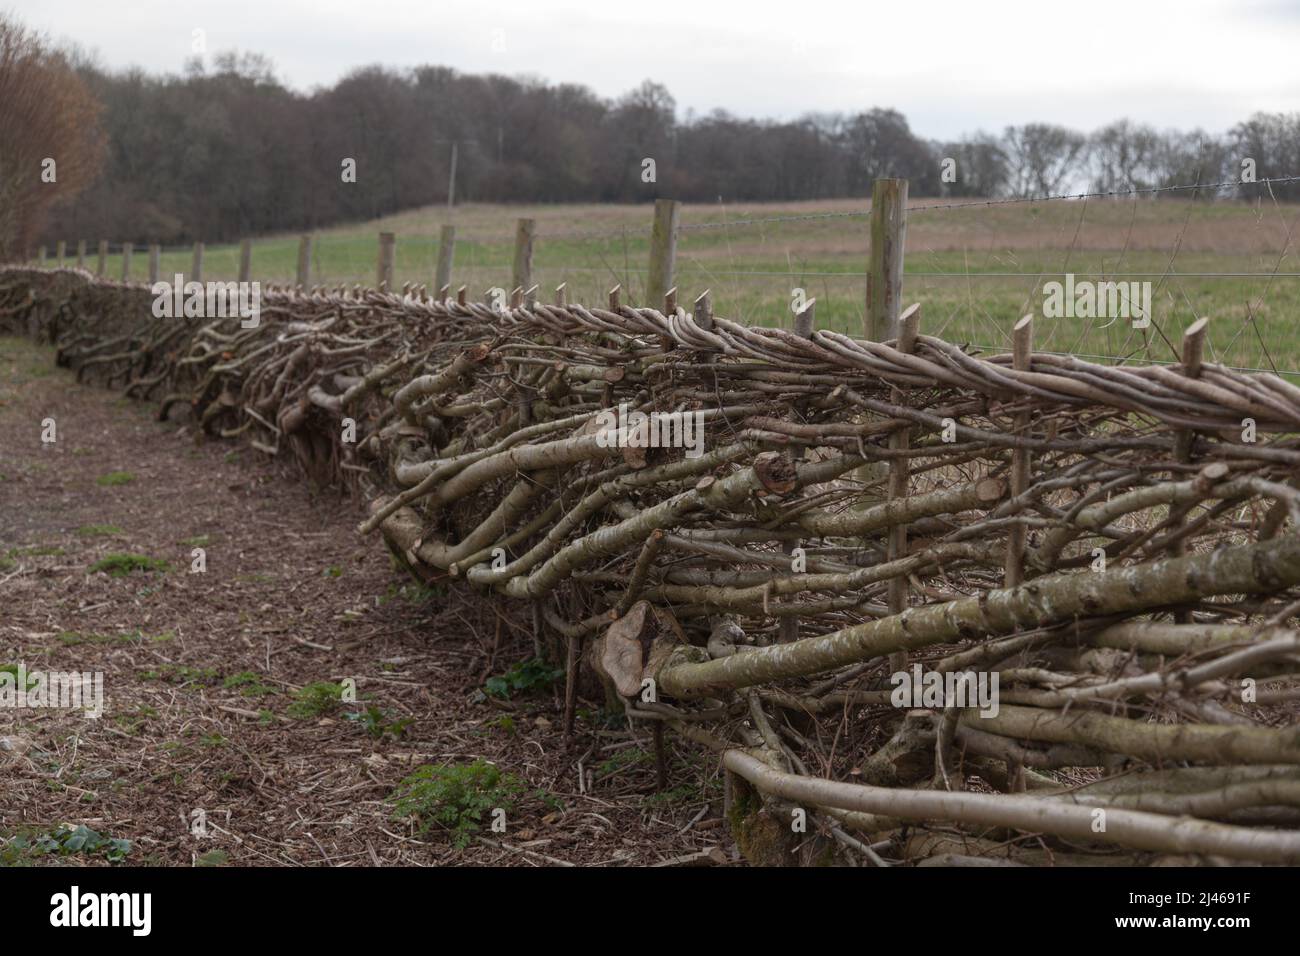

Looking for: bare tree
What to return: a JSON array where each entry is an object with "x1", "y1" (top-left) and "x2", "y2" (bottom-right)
[
  {"x1": 1151, "y1": 128, "x2": 1229, "y2": 196},
  {"x1": 842, "y1": 108, "x2": 938, "y2": 195},
  {"x1": 1230, "y1": 112, "x2": 1300, "y2": 201},
  {"x1": 1002, "y1": 123, "x2": 1088, "y2": 197},
  {"x1": 0, "y1": 13, "x2": 105, "y2": 260},
  {"x1": 1089, "y1": 119, "x2": 1161, "y2": 194},
  {"x1": 938, "y1": 133, "x2": 1010, "y2": 198}
]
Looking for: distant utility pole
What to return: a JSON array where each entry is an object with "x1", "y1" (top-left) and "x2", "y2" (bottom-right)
[
  {"x1": 434, "y1": 138, "x2": 478, "y2": 210},
  {"x1": 448, "y1": 141, "x2": 458, "y2": 209}
]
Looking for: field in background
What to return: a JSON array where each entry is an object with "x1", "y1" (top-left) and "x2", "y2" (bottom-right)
[{"x1": 51, "y1": 196, "x2": 1300, "y2": 379}]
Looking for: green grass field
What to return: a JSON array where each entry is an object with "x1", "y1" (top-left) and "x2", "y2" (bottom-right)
[{"x1": 36, "y1": 196, "x2": 1300, "y2": 379}]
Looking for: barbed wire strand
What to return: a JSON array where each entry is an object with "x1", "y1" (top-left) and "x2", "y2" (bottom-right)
[{"x1": 66, "y1": 175, "x2": 1300, "y2": 254}]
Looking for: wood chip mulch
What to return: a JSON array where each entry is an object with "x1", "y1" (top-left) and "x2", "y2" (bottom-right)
[{"x1": 0, "y1": 337, "x2": 735, "y2": 867}]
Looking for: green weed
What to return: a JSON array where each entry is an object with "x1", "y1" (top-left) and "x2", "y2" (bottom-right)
[
  {"x1": 89, "y1": 553, "x2": 170, "y2": 576},
  {"x1": 95, "y1": 471, "x2": 136, "y2": 487},
  {"x1": 77, "y1": 524, "x2": 123, "y2": 537},
  {"x1": 139, "y1": 663, "x2": 219, "y2": 685},
  {"x1": 287, "y1": 681, "x2": 346, "y2": 718},
  {"x1": 1, "y1": 824, "x2": 131, "y2": 865},
  {"x1": 484, "y1": 657, "x2": 564, "y2": 699},
  {"x1": 390, "y1": 759, "x2": 540, "y2": 849},
  {"x1": 0, "y1": 664, "x2": 39, "y2": 690},
  {"x1": 222, "y1": 671, "x2": 277, "y2": 697},
  {"x1": 346, "y1": 705, "x2": 411, "y2": 739}
]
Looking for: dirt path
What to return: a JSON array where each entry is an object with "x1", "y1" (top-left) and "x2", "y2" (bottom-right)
[{"x1": 0, "y1": 336, "x2": 728, "y2": 867}]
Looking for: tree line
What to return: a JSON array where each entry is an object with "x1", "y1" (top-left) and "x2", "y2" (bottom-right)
[{"x1": 4, "y1": 10, "x2": 1300, "y2": 257}]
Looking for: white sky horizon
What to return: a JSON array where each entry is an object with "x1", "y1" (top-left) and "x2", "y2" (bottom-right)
[{"x1": 12, "y1": 0, "x2": 1300, "y2": 139}]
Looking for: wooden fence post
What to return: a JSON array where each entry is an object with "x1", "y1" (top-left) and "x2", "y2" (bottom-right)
[
  {"x1": 121, "y1": 243, "x2": 133, "y2": 281},
  {"x1": 1005, "y1": 315, "x2": 1034, "y2": 587},
  {"x1": 296, "y1": 234, "x2": 313, "y2": 287},
  {"x1": 238, "y1": 239, "x2": 252, "y2": 283},
  {"x1": 856, "y1": 178, "x2": 908, "y2": 509},
  {"x1": 887, "y1": 303, "x2": 921, "y2": 672},
  {"x1": 436, "y1": 224, "x2": 456, "y2": 295},
  {"x1": 190, "y1": 242, "x2": 204, "y2": 284},
  {"x1": 447, "y1": 141, "x2": 459, "y2": 208},
  {"x1": 76, "y1": 239, "x2": 86, "y2": 269},
  {"x1": 1170, "y1": 317, "x2": 1208, "y2": 622},
  {"x1": 376, "y1": 232, "x2": 395, "y2": 291},
  {"x1": 37, "y1": 246, "x2": 46, "y2": 268},
  {"x1": 56, "y1": 240, "x2": 65, "y2": 267},
  {"x1": 660, "y1": 286, "x2": 678, "y2": 350},
  {"x1": 778, "y1": 297, "x2": 818, "y2": 643},
  {"x1": 866, "y1": 178, "x2": 907, "y2": 342},
  {"x1": 148, "y1": 244, "x2": 161, "y2": 285},
  {"x1": 96, "y1": 240, "x2": 108, "y2": 277},
  {"x1": 512, "y1": 219, "x2": 535, "y2": 299},
  {"x1": 693, "y1": 290, "x2": 713, "y2": 331},
  {"x1": 647, "y1": 198, "x2": 680, "y2": 308}
]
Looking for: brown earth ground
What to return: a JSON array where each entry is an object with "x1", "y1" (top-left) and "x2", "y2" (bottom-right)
[{"x1": 0, "y1": 335, "x2": 732, "y2": 867}]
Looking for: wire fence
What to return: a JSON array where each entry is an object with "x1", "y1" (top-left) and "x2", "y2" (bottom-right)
[{"x1": 30, "y1": 174, "x2": 1300, "y2": 382}]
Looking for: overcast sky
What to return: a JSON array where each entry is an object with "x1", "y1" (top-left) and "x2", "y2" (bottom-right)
[{"x1": 16, "y1": 0, "x2": 1300, "y2": 138}]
